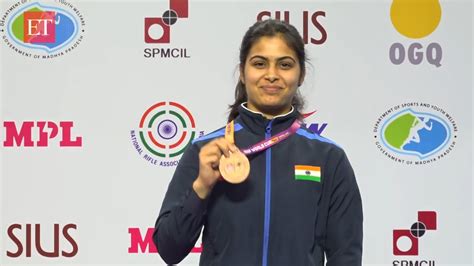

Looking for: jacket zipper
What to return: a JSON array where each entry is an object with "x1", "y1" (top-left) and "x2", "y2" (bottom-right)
[{"x1": 262, "y1": 120, "x2": 273, "y2": 266}]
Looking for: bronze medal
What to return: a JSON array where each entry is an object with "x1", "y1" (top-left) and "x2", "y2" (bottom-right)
[
  {"x1": 219, "y1": 120, "x2": 250, "y2": 184},
  {"x1": 218, "y1": 119, "x2": 301, "y2": 183},
  {"x1": 219, "y1": 151, "x2": 250, "y2": 184}
]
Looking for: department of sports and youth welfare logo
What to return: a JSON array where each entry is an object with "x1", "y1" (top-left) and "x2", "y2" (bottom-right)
[
  {"x1": 0, "y1": 0, "x2": 85, "y2": 59},
  {"x1": 130, "y1": 101, "x2": 203, "y2": 167},
  {"x1": 373, "y1": 102, "x2": 457, "y2": 165}
]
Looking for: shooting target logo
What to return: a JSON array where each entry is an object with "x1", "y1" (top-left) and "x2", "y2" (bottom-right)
[{"x1": 131, "y1": 101, "x2": 203, "y2": 167}]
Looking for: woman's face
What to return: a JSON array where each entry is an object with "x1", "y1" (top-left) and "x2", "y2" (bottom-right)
[{"x1": 241, "y1": 35, "x2": 303, "y2": 118}]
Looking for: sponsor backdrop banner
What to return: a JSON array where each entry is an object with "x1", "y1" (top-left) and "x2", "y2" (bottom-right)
[{"x1": 1, "y1": 0, "x2": 472, "y2": 265}]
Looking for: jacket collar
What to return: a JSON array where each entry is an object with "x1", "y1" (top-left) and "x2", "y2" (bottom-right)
[{"x1": 236, "y1": 103, "x2": 300, "y2": 136}]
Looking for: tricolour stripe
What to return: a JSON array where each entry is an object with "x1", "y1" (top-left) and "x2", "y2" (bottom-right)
[
  {"x1": 295, "y1": 174, "x2": 321, "y2": 182},
  {"x1": 295, "y1": 165, "x2": 320, "y2": 171},
  {"x1": 294, "y1": 169, "x2": 320, "y2": 176},
  {"x1": 294, "y1": 165, "x2": 321, "y2": 182}
]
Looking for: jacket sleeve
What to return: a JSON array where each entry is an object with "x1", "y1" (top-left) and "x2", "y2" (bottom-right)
[
  {"x1": 317, "y1": 149, "x2": 363, "y2": 265},
  {"x1": 153, "y1": 143, "x2": 207, "y2": 264}
]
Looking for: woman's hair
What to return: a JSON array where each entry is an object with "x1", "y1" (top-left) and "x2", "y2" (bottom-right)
[{"x1": 228, "y1": 19, "x2": 307, "y2": 122}]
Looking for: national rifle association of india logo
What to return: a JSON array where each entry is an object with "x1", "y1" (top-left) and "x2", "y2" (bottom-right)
[
  {"x1": 373, "y1": 102, "x2": 458, "y2": 165},
  {"x1": 130, "y1": 101, "x2": 203, "y2": 167},
  {"x1": 0, "y1": 1, "x2": 85, "y2": 59}
]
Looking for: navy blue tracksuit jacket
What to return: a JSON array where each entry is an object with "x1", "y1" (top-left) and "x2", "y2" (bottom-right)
[{"x1": 153, "y1": 104, "x2": 363, "y2": 266}]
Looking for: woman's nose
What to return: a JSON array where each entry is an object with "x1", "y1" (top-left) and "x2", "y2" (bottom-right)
[{"x1": 264, "y1": 66, "x2": 279, "y2": 82}]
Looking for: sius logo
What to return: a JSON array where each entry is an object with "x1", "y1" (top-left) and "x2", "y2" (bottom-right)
[
  {"x1": 3, "y1": 121, "x2": 82, "y2": 147},
  {"x1": 130, "y1": 101, "x2": 203, "y2": 167},
  {"x1": 257, "y1": 10, "x2": 327, "y2": 45},
  {"x1": 128, "y1": 227, "x2": 202, "y2": 254},
  {"x1": 6, "y1": 223, "x2": 78, "y2": 258},
  {"x1": 0, "y1": 1, "x2": 86, "y2": 59},
  {"x1": 143, "y1": 0, "x2": 190, "y2": 58},
  {"x1": 392, "y1": 211, "x2": 436, "y2": 265},
  {"x1": 389, "y1": 0, "x2": 442, "y2": 67},
  {"x1": 373, "y1": 102, "x2": 457, "y2": 165}
]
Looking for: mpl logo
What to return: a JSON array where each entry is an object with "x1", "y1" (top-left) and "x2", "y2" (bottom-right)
[
  {"x1": 128, "y1": 227, "x2": 202, "y2": 254},
  {"x1": 130, "y1": 101, "x2": 203, "y2": 167},
  {"x1": 257, "y1": 10, "x2": 327, "y2": 45},
  {"x1": 389, "y1": 0, "x2": 442, "y2": 67},
  {"x1": 6, "y1": 223, "x2": 78, "y2": 258},
  {"x1": 143, "y1": 0, "x2": 190, "y2": 58},
  {"x1": 373, "y1": 102, "x2": 457, "y2": 165},
  {"x1": 3, "y1": 121, "x2": 82, "y2": 147},
  {"x1": 0, "y1": 1, "x2": 86, "y2": 59},
  {"x1": 392, "y1": 211, "x2": 436, "y2": 265}
]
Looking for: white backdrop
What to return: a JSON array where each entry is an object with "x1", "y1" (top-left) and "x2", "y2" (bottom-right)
[{"x1": 1, "y1": 0, "x2": 472, "y2": 265}]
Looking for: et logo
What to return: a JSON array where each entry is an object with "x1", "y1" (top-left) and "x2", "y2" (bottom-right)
[
  {"x1": 389, "y1": 0, "x2": 443, "y2": 67},
  {"x1": 23, "y1": 11, "x2": 57, "y2": 43}
]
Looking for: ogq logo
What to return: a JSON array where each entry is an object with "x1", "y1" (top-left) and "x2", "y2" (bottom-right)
[{"x1": 389, "y1": 0, "x2": 442, "y2": 67}]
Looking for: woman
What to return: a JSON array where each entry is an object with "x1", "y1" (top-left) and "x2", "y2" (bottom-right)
[{"x1": 153, "y1": 19, "x2": 363, "y2": 266}]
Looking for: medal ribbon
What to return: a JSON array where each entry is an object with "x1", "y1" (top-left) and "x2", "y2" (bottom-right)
[
  {"x1": 226, "y1": 120, "x2": 302, "y2": 156},
  {"x1": 224, "y1": 120, "x2": 235, "y2": 144}
]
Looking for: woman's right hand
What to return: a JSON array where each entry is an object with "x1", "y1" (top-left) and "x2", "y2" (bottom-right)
[{"x1": 193, "y1": 138, "x2": 238, "y2": 199}]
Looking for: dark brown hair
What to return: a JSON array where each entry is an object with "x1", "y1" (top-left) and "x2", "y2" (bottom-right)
[{"x1": 228, "y1": 19, "x2": 306, "y2": 122}]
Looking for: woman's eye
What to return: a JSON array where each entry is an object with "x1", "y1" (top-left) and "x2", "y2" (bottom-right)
[
  {"x1": 280, "y1": 62, "x2": 293, "y2": 69},
  {"x1": 252, "y1": 61, "x2": 266, "y2": 68}
]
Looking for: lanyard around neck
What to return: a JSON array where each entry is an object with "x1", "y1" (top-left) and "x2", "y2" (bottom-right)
[{"x1": 225, "y1": 119, "x2": 302, "y2": 156}]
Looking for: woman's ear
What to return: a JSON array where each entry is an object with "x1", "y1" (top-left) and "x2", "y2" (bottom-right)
[
  {"x1": 298, "y1": 69, "x2": 306, "y2": 86},
  {"x1": 239, "y1": 66, "x2": 245, "y2": 84}
]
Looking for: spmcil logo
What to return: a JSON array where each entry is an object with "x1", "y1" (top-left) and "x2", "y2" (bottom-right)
[
  {"x1": 0, "y1": 1, "x2": 86, "y2": 59},
  {"x1": 144, "y1": 0, "x2": 188, "y2": 44},
  {"x1": 143, "y1": 0, "x2": 191, "y2": 58},
  {"x1": 393, "y1": 211, "x2": 437, "y2": 256},
  {"x1": 392, "y1": 211, "x2": 437, "y2": 265},
  {"x1": 130, "y1": 101, "x2": 203, "y2": 167}
]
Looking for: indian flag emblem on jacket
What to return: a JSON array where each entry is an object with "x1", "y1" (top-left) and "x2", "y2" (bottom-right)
[{"x1": 294, "y1": 165, "x2": 321, "y2": 182}]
